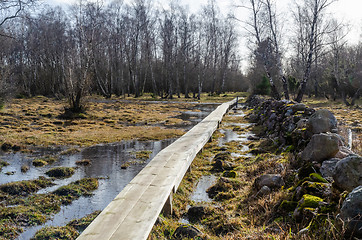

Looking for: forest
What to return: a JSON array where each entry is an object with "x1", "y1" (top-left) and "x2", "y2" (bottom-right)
[
  {"x1": 0, "y1": 1, "x2": 361, "y2": 239},
  {"x1": 0, "y1": 0, "x2": 361, "y2": 111}
]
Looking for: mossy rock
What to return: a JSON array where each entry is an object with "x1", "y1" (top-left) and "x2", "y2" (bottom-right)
[
  {"x1": 297, "y1": 181, "x2": 332, "y2": 200},
  {"x1": 32, "y1": 159, "x2": 48, "y2": 167},
  {"x1": 298, "y1": 164, "x2": 317, "y2": 179},
  {"x1": 32, "y1": 226, "x2": 78, "y2": 240},
  {"x1": 309, "y1": 173, "x2": 328, "y2": 183},
  {"x1": 46, "y1": 167, "x2": 75, "y2": 178},
  {"x1": 298, "y1": 194, "x2": 324, "y2": 209},
  {"x1": 222, "y1": 170, "x2": 237, "y2": 178},
  {"x1": 279, "y1": 200, "x2": 298, "y2": 212}
]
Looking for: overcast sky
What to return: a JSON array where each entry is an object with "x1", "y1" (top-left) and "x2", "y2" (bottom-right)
[
  {"x1": 45, "y1": 0, "x2": 362, "y2": 70},
  {"x1": 46, "y1": 0, "x2": 362, "y2": 43}
]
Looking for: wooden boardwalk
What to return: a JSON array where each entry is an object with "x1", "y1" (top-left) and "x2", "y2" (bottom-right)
[{"x1": 77, "y1": 99, "x2": 237, "y2": 240}]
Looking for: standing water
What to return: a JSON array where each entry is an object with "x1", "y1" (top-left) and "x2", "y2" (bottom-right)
[{"x1": 0, "y1": 102, "x2": 220, "y2": 240}]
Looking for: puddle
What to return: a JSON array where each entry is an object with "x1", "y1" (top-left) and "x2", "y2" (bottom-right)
[
  {"x1": 173, "y1": 104, "x2": 219, "y2": 130},
  {"x1": 190, "y1": 175, "x2": 217, "y2": 203},
  {"x1": 0, "y1": 102, "x2": 219, "y2": 239},
  {"x1": 180, "y1": 175, "x2": 217, "y2": 225},
  {"x1": 16, "y1": 139, "x2": 173, "y2": 240}
]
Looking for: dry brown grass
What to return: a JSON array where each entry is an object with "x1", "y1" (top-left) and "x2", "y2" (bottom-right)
[
  {"x1": 0, "y1": 96, "x2": 201, "y2": 148},
  {"x1": 150, "y1": 97, "x2": 359, "y2": 239}
]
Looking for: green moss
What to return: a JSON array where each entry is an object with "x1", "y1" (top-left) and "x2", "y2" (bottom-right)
[
  {"x1": 309, "y1": 173, "x2": 328, "y2": 183},
  {"x1": 32, "y1": 226, "x2": 78, "y2": 240},
  {"x1": 320, "y1": 204, "x2": 336, "y2": 214},
  {"x1": 299, "y1": 194, "x2": 324, "y2": 209},
  {"x1": 298, "y1": 164, "x2": 316, "y2": 179},
  {"x1": 279, "y1": 200, "x2": 298, "y2": 212},
  {"x1": 45, "y1": 167, "x2": 75, "y2": 178},
  {"x1": 284, "y1": 145, "x2": 295, "y2": 153}
]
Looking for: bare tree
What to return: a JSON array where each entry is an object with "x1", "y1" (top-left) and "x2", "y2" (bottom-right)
[
  {"x1": 0, "y1": 0, "x2": 36, "y2": 27},
  {"x1": 264, "y1": 0, "x2": 289, "y2": 99},
  {"x1": 238, "y1": 0, "x2": 281, "y2": 99},
  {"x1": 292, "y1": 0, "x2": 337, "y2": 102},
  {"x1": 0, "y1": 0, "x2": 245, "y2": 102},
  {"x1": 327, "y1": 22, "x2": 361, "y2": 106}
]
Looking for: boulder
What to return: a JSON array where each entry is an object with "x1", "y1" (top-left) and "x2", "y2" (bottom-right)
[
  {"x1": 301, "y1": 133, "x2": 339, "y2": 162},
  {"x1": 307, "y1": 109, "x2": 337, "y2": 134},
  {"x1": 335, "y1": 146, "x2": 354, "y2": 159},
  {"x1": 187, "y1": 205, "x2": 207, "y2": 221},
  {"x1": 295, "y1": 181, "x2": 332, "y2": 200},
  {"x1": 320, "y1": 158, "x2": 339, "y2": 180},
  {"x1": 254, "y1": 174, "x2": 284, "y2": 190},
  {"x1": 333, "y1": 155, "x2": 362, "y2": 191},
  {"x1": 339, "y1": 186, "x2": 362, "y2": 238},
  {"x1": 214, "y1": 151, "x2": 231, "y2": 161},
  {"x1": 212, "y1": 159, "x2": 234, "y2": 171},
  {"x1": 291, "y1": 103, "x2": 307, "y2": 112},
  {"x1": 173, "y1": 225, "x2": 203, "y2": 239},
  {"x1": 255, "y1": 186, "x2": 271, "y2": 198}
]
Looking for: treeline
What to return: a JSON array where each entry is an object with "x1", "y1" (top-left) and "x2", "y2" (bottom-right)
[
  {"x1": 0, "y1": 0, "x2": 245, "y2": 111},
  {"x1": 244, "y1": 0, "x2": 361, "y2": 105}
]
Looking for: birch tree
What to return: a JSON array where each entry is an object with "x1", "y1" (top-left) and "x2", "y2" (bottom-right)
[{"x1": 293, "y1": 0, "x2": 337, "y2": 102}]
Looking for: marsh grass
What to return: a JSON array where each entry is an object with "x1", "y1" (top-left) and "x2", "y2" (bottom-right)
[
  {"x1": 31, "y1": 211, "x2": 101, "y2": 240},
  {"x1": 0, "y1": 96, "x2": 205, "y2": 148},
  {"x1": 0, "y1": 160, "x2": 9, "y2": 171},
  {"x1": 45, "y1": 167, "x2": 75, "y2": 178},
  {"x1": 0, "y1": 177, "x2": 99, "y2": 239}
]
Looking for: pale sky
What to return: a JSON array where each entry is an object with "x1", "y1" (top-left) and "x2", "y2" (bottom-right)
[
  {"x1": 46, "y1": 0, "x2": 362, "y2": 44},
  {"x1": 45, "y1": 0, "x2": 362, "y2": 71}
]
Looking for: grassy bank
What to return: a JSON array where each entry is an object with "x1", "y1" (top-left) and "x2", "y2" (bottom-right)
[{"x1": 149, "y1": 98, "x2": 361, "y2": 239}]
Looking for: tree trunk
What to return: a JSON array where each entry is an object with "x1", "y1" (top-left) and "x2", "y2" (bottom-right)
[{"x1": 351, "y1": 88, "x2": 361, "y2": 106}]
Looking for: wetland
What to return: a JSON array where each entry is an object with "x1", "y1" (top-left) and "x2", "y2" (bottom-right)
[{"x1": 0, "y1": 95, "x2": 228, "y2": 239}]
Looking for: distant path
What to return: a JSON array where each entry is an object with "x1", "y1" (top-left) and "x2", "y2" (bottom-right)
[{"x1": 77, "y1": 98, "x2": 237, "y2": 240}]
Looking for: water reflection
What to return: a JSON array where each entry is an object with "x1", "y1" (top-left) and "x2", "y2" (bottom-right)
[{"x1": 9, "y1": 102, "x2": 218, "y2": 239}]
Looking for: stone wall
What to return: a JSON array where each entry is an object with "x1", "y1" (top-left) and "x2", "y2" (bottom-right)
[{"x1": 246, "y1": 95, "x2": 362, "y2": 238}]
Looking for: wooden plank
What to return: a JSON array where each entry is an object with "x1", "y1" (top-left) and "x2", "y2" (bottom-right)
[{"x1": 77, "y1": 98, "x2": 237, "y2": 240}]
